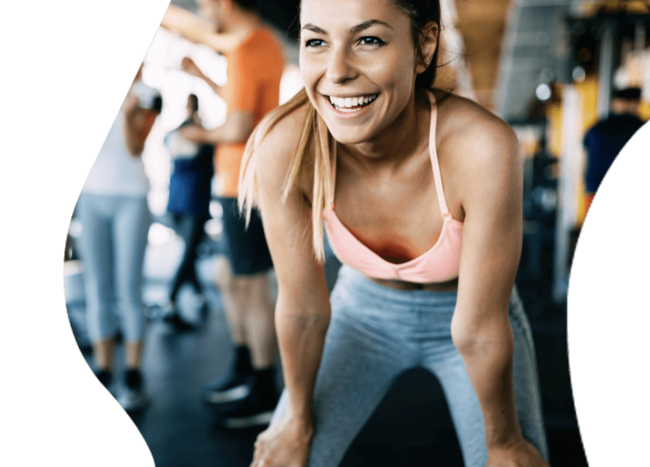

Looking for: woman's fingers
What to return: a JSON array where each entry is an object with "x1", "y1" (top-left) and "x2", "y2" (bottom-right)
[{"x1": 251, "y1": 433, "x2": 268, "y2": 467}]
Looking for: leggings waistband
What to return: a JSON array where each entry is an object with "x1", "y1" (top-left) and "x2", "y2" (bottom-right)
[{"x1": 332, "y1": 265, "x2": 524, "y2": 315}]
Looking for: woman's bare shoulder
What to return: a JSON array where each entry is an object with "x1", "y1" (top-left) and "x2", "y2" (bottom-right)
[
  {"x1": 252, "y1": 101, "x2": 314, "y2": 192},
  {"x1": 254, "y1": 102, "x2": 311, "y2": 166},
  {"x1": 435, "y1": 91, "x2": 519, "y2": 177}
]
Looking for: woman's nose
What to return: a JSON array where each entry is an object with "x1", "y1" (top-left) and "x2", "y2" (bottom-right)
[{"x1": 326, "y1": 47, "x2": 357, "y2": 84}]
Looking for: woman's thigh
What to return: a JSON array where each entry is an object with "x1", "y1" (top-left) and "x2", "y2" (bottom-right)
[
  {"x1": 112, "y1": 196, "x2": 151, "y2": 297},
  {"x1": 77, "y1": 194, "x2": 114, "y2": 303},
  {"x1": 423, "y1": 288, "x2": 548, "y2": 466},
  {"x1": 273, "y1": 284, "x2": 417, "y2": 467},
  {"x1": 508, "y1": 290, "x2": 548, "y2": 461},
  {"x1": 77, "y1": 194, "x2": 119, "y2": 340}
]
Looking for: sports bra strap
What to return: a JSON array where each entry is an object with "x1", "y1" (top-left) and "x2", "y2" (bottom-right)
[
  {"x1": 329, "y1": 92, "x2": 451, "y2": 219},
  {"x1": 428, "y1": 91, "x2": 451, "y2": 219}
]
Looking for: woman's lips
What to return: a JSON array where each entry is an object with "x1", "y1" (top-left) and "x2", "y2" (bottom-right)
[{"x1": 322, "y1": 93, "x2": 380, "y2": 118}]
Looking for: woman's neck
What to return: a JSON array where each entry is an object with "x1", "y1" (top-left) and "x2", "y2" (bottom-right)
[{"x1": 338, "y1": 90, "x2": 430, "y2": 173}]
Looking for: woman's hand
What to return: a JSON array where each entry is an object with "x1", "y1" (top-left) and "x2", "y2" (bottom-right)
[
  {"x1": 250, "y1": 417, "x2": 313, "y2": 467},
  {"x1": 486, "y1": 438, "x2": 549, "y2": 467}
]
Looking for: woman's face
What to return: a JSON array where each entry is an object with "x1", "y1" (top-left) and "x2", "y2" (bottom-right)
[{"x1": 300, "y1": 0, "x2": 421, "y2": 145}]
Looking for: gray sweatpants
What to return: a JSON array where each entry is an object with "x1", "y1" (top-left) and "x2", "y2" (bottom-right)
[
  {"x1": 271, "y1": 265, "x2": 548, "y2": 467},
  {"x1": 77, "y1": 193, "x2": 151, "y2": 342}
]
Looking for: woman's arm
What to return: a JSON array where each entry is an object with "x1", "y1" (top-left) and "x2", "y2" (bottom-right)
[
  {"x1": 122, "y1": 92, "x2": 159, "y2": 157},
  {"x1": 450, "y1": 115, "x2": 548, "y2": 466},
  {"x1": 248, "y1": 109, "x2": 330, "y2": 467}
]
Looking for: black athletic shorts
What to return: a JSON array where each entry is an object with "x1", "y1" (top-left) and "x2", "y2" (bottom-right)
[{"x1": 219, "y1": 197, "x2": 273, "y2": 276}]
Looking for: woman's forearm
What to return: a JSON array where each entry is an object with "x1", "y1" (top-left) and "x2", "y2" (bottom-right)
[
  {"x1": 452, "y1": 317, "x2": 522, "y2": 448},
  {"x1": 275, "y1": 298, "x2": 330, "y2": 429},
  {"x1": 123, "y1": 106, "x2": 145, "y2": 156}
]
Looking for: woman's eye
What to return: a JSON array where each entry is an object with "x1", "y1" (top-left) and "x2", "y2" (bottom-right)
[
  {"x1": 305, "y1": 39, "x2": 326, "y2": 48},
  {"x1": 359, "y1": 36, "x2": 385, "y2": 46}
]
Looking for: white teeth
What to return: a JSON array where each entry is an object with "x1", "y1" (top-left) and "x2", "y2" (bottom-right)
[{"x1": 328, "y1": 94, "x2": 378, "y2": 110}]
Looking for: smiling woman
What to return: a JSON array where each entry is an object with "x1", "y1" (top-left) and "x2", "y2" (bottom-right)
[{"x1": 238, "y1": 0, "x2": 550, "y2": 466}]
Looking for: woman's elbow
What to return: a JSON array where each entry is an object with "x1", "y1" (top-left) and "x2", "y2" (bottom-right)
[
  {"x1": 450, "y1": 313, "x2": 513, "y2": 357},
  {"x1": 275, "y1": 296, "x2": 331, "y2": 330},
  {"x1": 125, "y1": 141, "x2": 144, "y2": 157}
]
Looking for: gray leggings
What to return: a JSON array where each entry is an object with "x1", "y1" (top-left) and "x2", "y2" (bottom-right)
[
  {"x1": 272, "y1": 266, "x2": 548, "y2": 467},
  {"x1": 77, "y1": 193, "x2": 151, "y2": 342}
]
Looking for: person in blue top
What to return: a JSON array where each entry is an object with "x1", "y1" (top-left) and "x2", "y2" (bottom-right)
[
  {"x1": 583, "y1": 87, "x2": 645, "y2": 213},
  {"x1": 162, "y1": 94, "x2": 214, "y2": 329}
]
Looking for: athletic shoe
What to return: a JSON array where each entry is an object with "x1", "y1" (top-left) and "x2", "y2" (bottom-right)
[
  {"x1": 216, "y1": 386, "x2": 279, "y2": 429},
  {"x1": 116, "y1": 369, "x2": 149, "y2": 412},
  {"x1": 93, "y1": 369, "x2": 113, "y2": 396},
  {"x1": 203, "y1": 371, "x2": 251, "y2": 404},
  {"x1": 163, "y1": 312, "x2": 196, "y2": 331},
  {"x1": 93, "y1": 369, "x2": 113, "y2": 389},
  {"x1": 214, "y1": 368, "x2": 279, "y2": 429},
  {"x1": 202, "y1": 345, "x2": 253, "y2": 404},
  {"x1": 161, "y1": 301, "x2": 195, "y2": 331}
]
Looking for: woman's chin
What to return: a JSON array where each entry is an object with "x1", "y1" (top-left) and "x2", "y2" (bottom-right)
[{"x1": 326, "y1": 126, "x2": 375, "y2": 146}]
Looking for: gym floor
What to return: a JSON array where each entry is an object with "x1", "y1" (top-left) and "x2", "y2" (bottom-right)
[{"x1": 71, "y1": 231, "x2": 587, "y2": 467}]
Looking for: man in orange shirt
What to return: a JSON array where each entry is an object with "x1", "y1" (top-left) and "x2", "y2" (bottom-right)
[{"x1": 161, "y1": 0, "x2": 284, "y2": 428}]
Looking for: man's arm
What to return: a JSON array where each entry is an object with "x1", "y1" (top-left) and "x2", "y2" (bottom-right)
[
  {"x1": 160, "y1": 5, "x2": 244, "y2": 53},
  {"x1": 181, "y1": 57, "x2": 221, "y2": 96},
  {"x1": 179, "y1": 111, "x2": 253, "y2": 145}
]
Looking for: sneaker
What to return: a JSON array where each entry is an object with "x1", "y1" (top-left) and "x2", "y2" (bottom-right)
[
  {"x1": 162, "y1": 301, "x2": 195, "y2": 331},
  {"x1": 117, "y1": 369, "x2": 149, "y2": 412},
  {"x1": 215, "y1": 368, "x2": 279, "y2": 429},
  {"x1": 203, "y1": 371, "x2": 250, "y2": 404},
  {"x1": 202, "y1": 345, "x2": 252, "y2": 404},
  {"x1": 217, "y1": 394, "x2": 278, "y2": 429},
  {"x1": 94, "y1": 369, "x2": 113, "y2": 390}
]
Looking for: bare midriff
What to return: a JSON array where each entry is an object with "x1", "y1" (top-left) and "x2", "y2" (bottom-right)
[{"x1": 368, "y1": 276, "x2": 459, "y2": 291}]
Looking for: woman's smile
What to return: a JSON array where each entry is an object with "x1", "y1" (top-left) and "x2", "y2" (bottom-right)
[
  {"x1": 320, "y1": 92, "x2": 381, "y2": 119},
  {"x1": 300, "y1": 0, "x2": 418, "y2": 143}
]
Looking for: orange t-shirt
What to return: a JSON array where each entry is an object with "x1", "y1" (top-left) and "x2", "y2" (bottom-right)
[{"x1": 216, "y1": 28, "x2": 284, "y2": 197}]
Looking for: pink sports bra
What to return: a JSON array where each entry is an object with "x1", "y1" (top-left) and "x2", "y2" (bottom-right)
[{"x1": 324, "y1": 91, "x2": 464, "y2": 284}]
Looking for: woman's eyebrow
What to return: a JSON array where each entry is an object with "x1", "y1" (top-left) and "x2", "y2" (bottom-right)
[
  {"x1": 302, "y1": 24, "x2": 327, "y2": 35},
  {"x1": 350, "y1": 19, "x2": 392, "y2": 34},
  {"x1": 301, "y1": 19, "x2": 392, "y2": 36}
]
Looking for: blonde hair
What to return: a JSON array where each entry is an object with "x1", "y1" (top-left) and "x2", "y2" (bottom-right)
[
  {"x1": 238, "y1": 88, "x2": 334, "y2": 262},
  {"x1": 238, "y1": 0, "x2": 446, "y2": 263}
]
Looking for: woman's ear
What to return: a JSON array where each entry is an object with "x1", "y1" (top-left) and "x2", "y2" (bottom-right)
[{"x1": 415, "y1": 22, "x2": 439, "y2": 74}]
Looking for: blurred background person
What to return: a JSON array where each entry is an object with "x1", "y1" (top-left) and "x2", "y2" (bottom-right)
[
  {"x1": 583, "y1": 87, "x2": 645, "y2": 214},
  {"x1": 161, "y1": 93, "x2": 214, "y2": 330},
  {"x1": 162, "y1": 0, "x2": 285, "y2": 428},
  {"x1": 77, "y1": 66, "x2": 162, "y2": 412}
]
